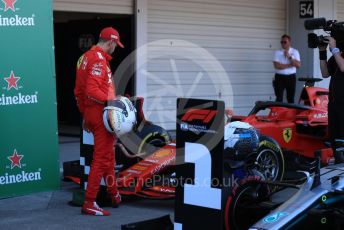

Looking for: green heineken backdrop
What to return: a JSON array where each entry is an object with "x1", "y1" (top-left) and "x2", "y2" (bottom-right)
[{"x1": 0, "y1": 0, "x2": 60, "y2": 198}]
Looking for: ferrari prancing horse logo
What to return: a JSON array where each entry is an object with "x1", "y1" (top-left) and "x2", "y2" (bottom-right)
[{"x1": 283, "y1": 128, "x2": 292, "y2": 143}]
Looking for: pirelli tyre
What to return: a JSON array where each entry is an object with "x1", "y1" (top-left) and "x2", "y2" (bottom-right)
[
  {"x1": 224, "y1": 177, "x2": 271, "y2": 230},
  {"x1": 116, "y1": 123, "x2": 172, "y2": 167},
  {"x1": 252, "y1": 135, "x2": 285, "y2": 182},
  {"x1": 247, "y1": 135, "x2": 285, "y2": 181}
]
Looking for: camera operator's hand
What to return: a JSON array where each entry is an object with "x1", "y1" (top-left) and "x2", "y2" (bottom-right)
[
  {"x1": 326, "y1": 36, "x2": 337, "y2": 49},
  {"x1": 318, "y1": 43, "x2": 328, "y2": 51},
  {"x1": 326, "y1": 36, "x2": 344, "y2": 73},
  {"x1": 318, "y1": 36, "x2": 329, "y2": 51}
]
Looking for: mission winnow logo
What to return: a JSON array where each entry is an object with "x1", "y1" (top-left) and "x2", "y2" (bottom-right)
[
  {"x1": 1, "y1": 70, "x2": 39, "y2": 106},
  {"x1": 0, "y1": 0, "x2": 35, "y2": 27},
  {"x1": 0, "y1": 149, "x2": 42, "y2": 185}
]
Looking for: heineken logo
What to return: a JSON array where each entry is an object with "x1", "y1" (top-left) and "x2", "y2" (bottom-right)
[
  {"x1": 1, "y1": 70, "x2": 39, "y2": 106},
  {"x1": 0, "y1": 170, "x2": 42, "y2": 185},
  {"x1": 5, "y1": 70, "x2": 20, "y2": 90},
  {"x1": 0, "y1": 0, "x2": 35, "y2": 27},
  {"x1": 0, "y1": 14, "x2": 35, "y2": 26},
  {"x1": 2, "y1": 0, "x2": 17, "y2": 12},
  {"x1": 7, "y1": 149, "x2": 23, "y2": 169},
  {"x1": 0, "y1": 149, "x2": 42, "y2": 185}
]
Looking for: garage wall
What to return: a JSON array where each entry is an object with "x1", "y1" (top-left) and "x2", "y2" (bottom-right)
[
  {"x1": 338, "y1": 0, "x2": 344, "y2": 21},
  {"x1": 53, "y1": 0, "x2": 134, "y2": 14},
  {"x1": 146, "y1": 0, "x2": 286, "y2": 130}
]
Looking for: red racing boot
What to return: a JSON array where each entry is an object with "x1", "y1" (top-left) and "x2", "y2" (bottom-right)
[
  {"x1": 111, "y1": 192, "x2": 121, "y2": 208},
  {"x1": 81, "y1": 201, "x2": 110, "y2": 216}
]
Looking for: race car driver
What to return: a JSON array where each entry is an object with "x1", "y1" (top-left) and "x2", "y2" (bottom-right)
[{"x1": 74, "y1": 27, "x2": 124, "y2": 216}]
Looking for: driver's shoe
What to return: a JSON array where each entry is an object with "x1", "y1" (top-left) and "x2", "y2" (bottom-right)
[{"x1": 81, "y1": 201, "x2": 110, "y2": 216}]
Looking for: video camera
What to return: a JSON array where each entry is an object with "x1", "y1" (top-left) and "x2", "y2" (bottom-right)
[{"x1": 304, "y1": 17, "x2": 344, "y2": 49}]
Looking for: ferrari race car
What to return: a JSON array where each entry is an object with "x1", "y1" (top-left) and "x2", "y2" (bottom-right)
[
  {"x1": 230, "y1": 78, "x2": 333, "y2": 168},
  {"x1": 112, "y1": 96, "x2": 284, "y2": 199},
  {"x1": 225, "y1": 141, "x2": 344, "y2": 230},
  {"x1": 64, "y1": 96, "x2": 285, "y2": 200},
  {"x1": 116, "y1": 122, "x2": 284, "y2": 199}
]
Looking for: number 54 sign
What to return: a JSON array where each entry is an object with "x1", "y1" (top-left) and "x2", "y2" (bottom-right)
[{"x1": 300, "y1": 1, "x2": 314, "y2": 18}]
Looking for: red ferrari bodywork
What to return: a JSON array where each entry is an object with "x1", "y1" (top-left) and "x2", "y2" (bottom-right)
[
  {"x1": 117, "y1": 143, "x2": 176, "y2": 198},
  {"x1": 232, "y1": 86, "x2": 333, "y2": 165}
]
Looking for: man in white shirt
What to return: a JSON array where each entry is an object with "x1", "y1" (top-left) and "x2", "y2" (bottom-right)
[{"x1": 273, "y1": 34, "x2": 301, "y2": 103}]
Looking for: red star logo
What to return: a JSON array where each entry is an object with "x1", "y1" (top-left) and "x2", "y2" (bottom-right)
[
  {"x1": 2, "y1": 0, "x2": 17, "y2": 12},
  {"x1": 4, "y1": 71, "x2": 20, "y2": 90},
  {"x1": 7, "y1": 149, "x2": 24, "y2": 169}
]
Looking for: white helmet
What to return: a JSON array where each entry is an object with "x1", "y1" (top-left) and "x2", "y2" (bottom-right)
[{"x1": 103, "y1": 96, "x2": 137, "y2": 137}]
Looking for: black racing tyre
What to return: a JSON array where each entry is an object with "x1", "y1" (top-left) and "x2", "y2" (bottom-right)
[
  {"x1": 224, "y1": 177, "x2": 271, "y2": 230},
  {"x1": 135, "y1": 123, "x2": 171, "y2": 155},
  {"x1": 116, "y1": 123, "x2": 172, "y2": 167},
  {"x1": 249, "y1": 135, "x2": 285, "y2": 182}
]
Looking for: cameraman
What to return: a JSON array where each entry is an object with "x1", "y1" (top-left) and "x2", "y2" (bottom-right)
[{"x1": 319, "y1": 37, "x2": 344, "y2": 163}]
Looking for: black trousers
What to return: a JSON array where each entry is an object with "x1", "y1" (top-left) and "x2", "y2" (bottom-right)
[
  {"x1": 328, "y1": 103, "x2": 344, "y2": 163},
  {"x1": 274, "y1": 73, "x2": 296, "y2": 103},
  {"x1": 328, "y1": 103, "x2": 344, "y2": 141}
]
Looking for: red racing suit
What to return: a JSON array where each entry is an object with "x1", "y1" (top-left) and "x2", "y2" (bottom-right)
[{"x1": 75, "y1": 45, "x2": 118, "y2": 202}]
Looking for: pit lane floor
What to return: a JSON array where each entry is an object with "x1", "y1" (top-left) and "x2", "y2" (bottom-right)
[{"x1": 0, "y1": 135, "x2": 174, "y2": 230}]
